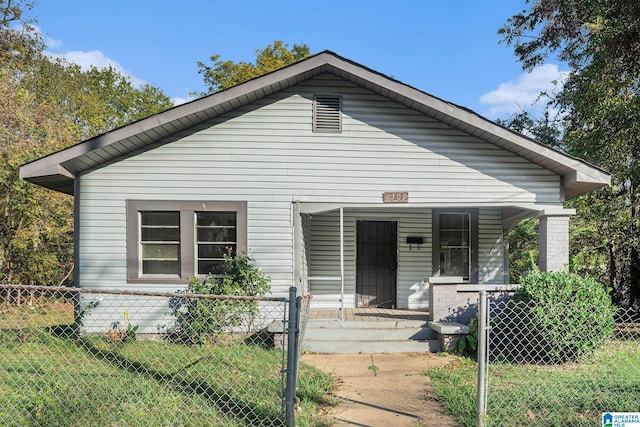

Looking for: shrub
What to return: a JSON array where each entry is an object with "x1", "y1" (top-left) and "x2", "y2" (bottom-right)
[
  {"x1": 168, "y1": 251, "x2": 271, "y2": 345},
  {"x1": 505, "y1": 270, "x2": 616, "y2": 363},
  {"x1": 458, "y1": 315, "x2": 478, "y2": 357}
]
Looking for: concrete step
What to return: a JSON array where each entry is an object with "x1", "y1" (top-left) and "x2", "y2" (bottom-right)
[
  {"x1": 305, "y1": 323, "x2": 437, "y2": 341},
  {"x1": 307, "y1": 319, "x2": 429, "y2": 329},
  {"x1": 302, "y1": 320, "x2": 440, "y2": 354},
  {"x1": 303, "y1": 339, "x2": 441, "y2": 354}
]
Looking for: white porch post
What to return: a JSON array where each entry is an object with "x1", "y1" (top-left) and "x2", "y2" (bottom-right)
[
  {"x1": 292, "y1": 202, "x2": 303, "y2": 292},
  {"x1": 538, "y1": 210, "x2": 574, "y2": 272},
  {"x1": 339, "y1": 207, "x2": 345, "y2": 322}
]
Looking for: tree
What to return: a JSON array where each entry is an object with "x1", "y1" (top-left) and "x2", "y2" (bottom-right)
[
  {"x1": 0, "y1": 0, "x2": 42, "y2": 71},
  {"x1": 197, "y1": 40, "x2": 310, "y2": 94},
  {"x1": 0, "y1": 67, "x2": 77, "y2": 285},
  {"x1": 0, "y1": 1, "x2": 173, "y2": 286},
  {"x1": 22, "y1": 58, "x2": 173, "y2": 139},
  {"x1": 497, "y1": 111, "x2": 565, "y2": 282},
  {"x1": 500, "y1": 0, "x2": 640, "y2": 307}
]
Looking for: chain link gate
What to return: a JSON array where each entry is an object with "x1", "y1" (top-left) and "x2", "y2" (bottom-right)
[
  {"x1": 0, "y1": 284, "x2": 302, "y2": 426},
  {"x1": 477, "y1": 290, "x2": 640, "y2": 426}
]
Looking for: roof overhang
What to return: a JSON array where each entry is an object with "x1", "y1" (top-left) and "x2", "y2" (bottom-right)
[{"x1": 20, "y1": 50, "x2": 610, "y2": 198}]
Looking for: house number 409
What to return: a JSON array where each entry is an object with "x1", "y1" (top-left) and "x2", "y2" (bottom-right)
[{"x1": 383, "y1": 192, "x2": 409, "y2": 203}]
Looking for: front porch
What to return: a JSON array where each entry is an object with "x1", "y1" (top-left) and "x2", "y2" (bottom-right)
[
  {"x1": 294, "y1": 203, "x2": 574, "y2": 313},
  {"x1": 301, "y1": 285, "x2": 516, "y2": 353},
  {"x1": 295, "y1": 203, "x2": 572, "y2": 353}
]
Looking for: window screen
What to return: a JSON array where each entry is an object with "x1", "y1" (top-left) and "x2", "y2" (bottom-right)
[
  {"x1": 196, "y1": 212, "x2": 237, "y2": 275},
  {"x1": 140, "y1": 211, "x2": 180, "y2": 275},
  {"x1": 439, "y1": 212, "x2": 471, "y2": 280}
]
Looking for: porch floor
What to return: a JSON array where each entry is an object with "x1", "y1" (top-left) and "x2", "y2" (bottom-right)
[{"x1": 308, "y1": 308, "x2": 429, "y2": 322}]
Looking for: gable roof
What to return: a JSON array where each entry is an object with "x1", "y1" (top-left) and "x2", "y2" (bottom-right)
[{"x1": 20, "y1": 50, "x2": 610, "y2": 199}]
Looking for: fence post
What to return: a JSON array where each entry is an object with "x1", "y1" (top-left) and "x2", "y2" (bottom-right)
[
  {"x1": 477, "y1": 290, "x2": 488, "y2": 427},
  {"x1": 285, "y1": 286, "x2": 299, "y2": 427}
]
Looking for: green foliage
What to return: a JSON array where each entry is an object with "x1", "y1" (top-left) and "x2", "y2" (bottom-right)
[
  {"x1": 428, "y1": 358, "x2": 478, "y2": 427},
  {"x1": 0, "y1": 0, "x2": 42, "y2": 72},
  {"x1": 496, "y1": 110, "x2": 564, "y2": 150},
  {"x1": 0, "y1": 1, "x2": 172, "y2": 287},
  {"x1": 431, "y1": 342, "x2": 640, "y2": 427},
  {"x1": 168, "y1": 251, "x2": 271, "y2": 345},
  {"x1": 107, "y1": 312, "x2": 138, "y2": 343},
  {"x1": 507, "y1": 218, "x2": 539, "y2": 283},
  {"x1": 500, "y1": 0, "x2": 640, "y2": 309},
  {"x1": 296, "y1": 363, "x2": 339, "y2": 425},
  {"x1": 0, "y1": 66, "x2": 76, "y2": 286},
  {"x1": 0, "y1": 334, "x2": 335, "y2": 426},
  {"x1": 510, "y1": 270, "x2": 617, "y2": 363},
  {"x1": 457, "y1": 316, "x2": 478, "y2": 357},
  {"x1": 23, "y1": 59, "x2": 174, "y2": 139},
  {"x1": 367, "y1": 354, "x2": 379, "y2": 376},
  {"x1": 197, "y1": 40, "x2": 310, "y2": 94}
]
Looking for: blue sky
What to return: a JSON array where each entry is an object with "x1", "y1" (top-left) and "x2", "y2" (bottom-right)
[{"x1": 32, "y1": 0, "x2": 566, "y2": 120}]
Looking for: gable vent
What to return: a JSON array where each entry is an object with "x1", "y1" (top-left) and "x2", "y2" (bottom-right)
[{"x1": 313, "y1": 95, "x2": 342, "y2": 133}]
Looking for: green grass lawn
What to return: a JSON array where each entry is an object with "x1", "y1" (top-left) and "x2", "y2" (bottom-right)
[
  {"x1": 429, "y1": 341, "x2": 640, "y2": 427},
  {"x1": 0, "y1": 310, "x2": 335, "y2": 427},
  {"x1": 0, "y1": 301, "x2": 73, "y2": 328}
]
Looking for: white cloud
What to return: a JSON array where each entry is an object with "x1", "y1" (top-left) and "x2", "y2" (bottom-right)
[
  {"x1": 41, "y1": 31, "x2": 62, "y2": 50},
  {"x1": 47, "y1": 49, "x2": 147, "y2": 88},
  {"x1": 479, "y1": 64, "x2": 569, "y2": 119},
  {"x1": 171, "y1": 96, "x2": 194, "y2": 106}
]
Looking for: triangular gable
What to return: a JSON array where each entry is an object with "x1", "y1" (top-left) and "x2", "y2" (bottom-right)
[{"x1": 20, "y1": 50, "x2": 610, "y2": 198}]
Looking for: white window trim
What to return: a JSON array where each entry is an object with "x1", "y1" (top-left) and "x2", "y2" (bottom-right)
[{"x1": 432, "y1": 208, "x2": 479, "y2": 283}]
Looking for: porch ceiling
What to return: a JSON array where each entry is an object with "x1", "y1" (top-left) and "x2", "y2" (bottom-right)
[{"x1": 295, "y1": 201, "x2": 568, "y2": 216}]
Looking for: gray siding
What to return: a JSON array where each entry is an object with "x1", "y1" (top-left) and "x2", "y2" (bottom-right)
[{"x1": 78, "y1": 74, "x2": 556, "y2": 299}]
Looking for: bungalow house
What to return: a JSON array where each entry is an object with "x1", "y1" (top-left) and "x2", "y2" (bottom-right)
[{"x1": 20, "y1": 51, "x2": 609, "y2": 335}]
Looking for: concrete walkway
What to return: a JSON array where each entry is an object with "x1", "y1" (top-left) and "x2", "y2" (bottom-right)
[{"x1": 301, "y1": 352, "x2": 462, "y2": 427}]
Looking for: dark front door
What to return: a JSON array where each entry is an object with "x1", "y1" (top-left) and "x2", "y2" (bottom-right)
[{"x1": 356, "y1": 221, "x2": 397, "y2": 308}]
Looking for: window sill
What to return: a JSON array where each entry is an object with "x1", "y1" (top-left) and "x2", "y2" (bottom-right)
[
  {"x1": 127, "y1": 276, "x2": 190, "y2": 285},
  {"x1": 428, "y1": 276, "x2": 465, "y2": 284}
]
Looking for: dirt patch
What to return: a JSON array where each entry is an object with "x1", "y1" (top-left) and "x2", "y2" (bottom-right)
[{"x1": 301, "y1": 352, "x2": 462, "y2": 427}]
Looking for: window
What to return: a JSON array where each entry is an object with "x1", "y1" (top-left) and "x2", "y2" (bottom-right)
[
  {"x1": 127, "y1": 201, "x2": 247, "y2": 283},
  {"x1": 432, "y1": 209, "x2": 478, "y2": 282},
  {"x1": 313, "y1": 95, "x2": 342, "y2": 133},
  {"x1": 140, "y1": 211, "x2": 180, "y2": 275},
  {"x1": 196, "y1": 211, "x2": 237, "y2": 275},
  {"x1": 439, "y1": 213, "x2": 470, "y2": 279}
]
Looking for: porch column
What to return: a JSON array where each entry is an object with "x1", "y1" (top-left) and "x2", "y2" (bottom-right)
[
  {"x1": 292, "y1": 202, "x2": 303, "y2": 292},
  {"x1": 538, "y1": 211, "x2": 574, "y2": 272}
]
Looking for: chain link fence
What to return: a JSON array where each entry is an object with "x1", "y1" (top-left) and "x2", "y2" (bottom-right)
[
  {"x1": 478, "y1": 292, "x2": 640, "y2": 426},
  {"x1": 0, "y1": 284, "x2": 298, "y2": 427}
]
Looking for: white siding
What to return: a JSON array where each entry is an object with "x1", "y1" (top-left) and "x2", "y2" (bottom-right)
[
  {"x1": 398, "y1": 212, "x2": 433, "y2": 309},
  {"x1": 478, "y1": 209, "x2": 507, "y2": 284},
  {"x1": 78, "y1": 74, "x2": 556, "y2": 299},
  {"x1": 306, "y1": 210, "x2": 355, "y2": 308}
]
